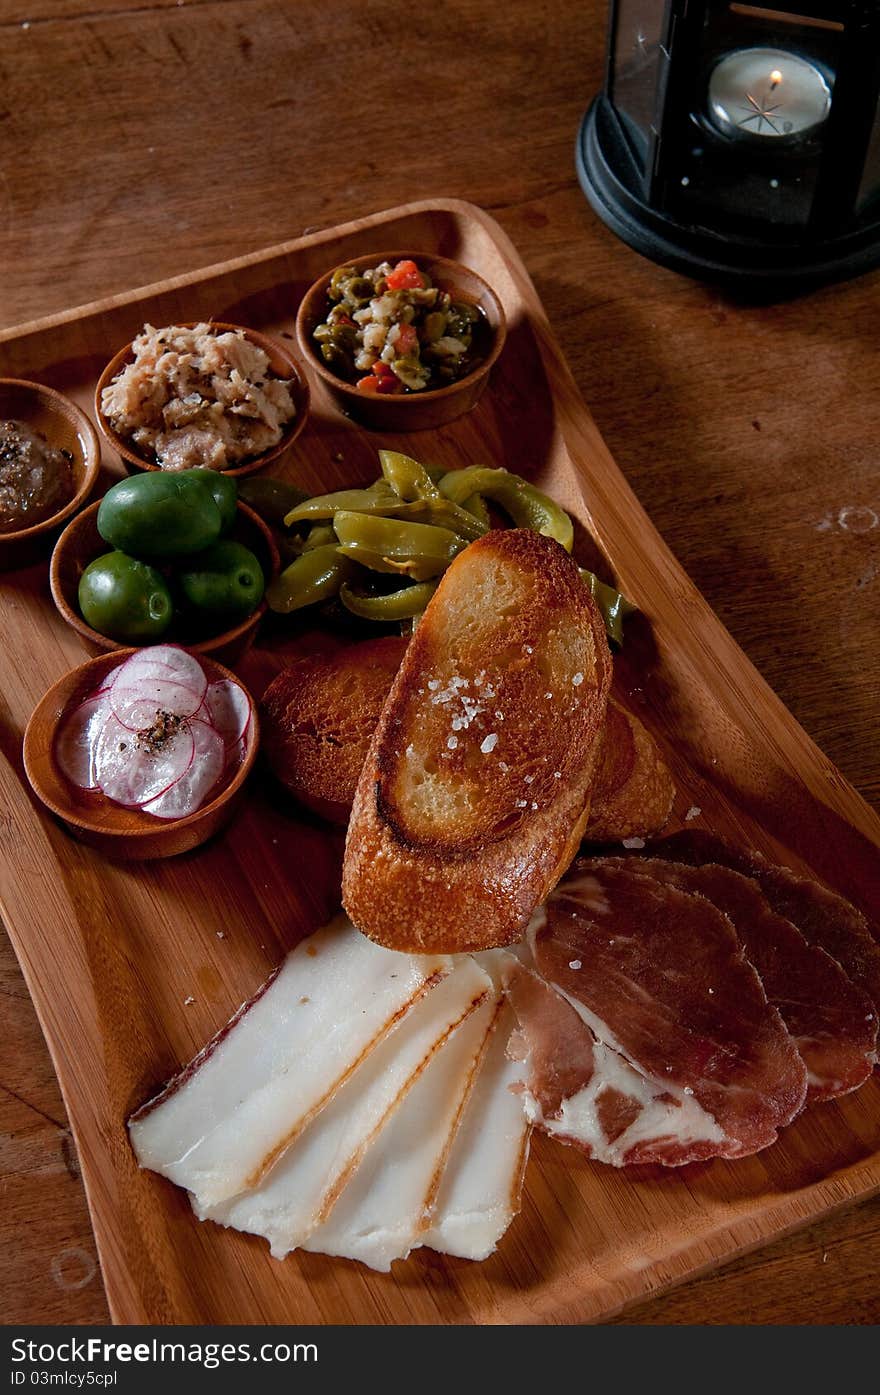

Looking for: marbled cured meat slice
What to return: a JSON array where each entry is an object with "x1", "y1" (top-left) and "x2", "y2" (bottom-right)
[
  {"x1": 596, "y1": 855, "x2": 877, "y2": 1102},
  {"x1": 506, "y1": 962, "x2": 733, "y2": 1166},
  {"x1": 652, "y1": 830, "x2": 880, "y2": 1019},
  {"x1": 529, "y1": 862, "x2": 808, "y2": 1160}
]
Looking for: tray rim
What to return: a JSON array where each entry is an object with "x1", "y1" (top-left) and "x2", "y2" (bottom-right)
[{"x1": 1, "y1": 196, "x2": 879, "y2": 1326}]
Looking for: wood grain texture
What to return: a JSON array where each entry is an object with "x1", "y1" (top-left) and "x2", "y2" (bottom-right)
[{"x1": 0, "y1": 0, "x2": 878, "y2": 1325}]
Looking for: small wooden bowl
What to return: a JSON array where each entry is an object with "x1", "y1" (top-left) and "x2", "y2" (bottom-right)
[
  {"x1": 295, "y1": 251, "x2": 507, "y2": 431},
  {"x1": 23, "y1": 649, "x2": 259, "y2": 860},
  {"x1": 49, "y1": 499, "x2": 280, "y2": 668},
  {"x1": 0, "y1": 379, "x2": 101, "y2": 570},
  {"x1": 94, "y1": 323, "x2": 310, "y2": 478}
]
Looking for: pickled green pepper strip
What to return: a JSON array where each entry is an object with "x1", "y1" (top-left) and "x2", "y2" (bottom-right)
[
  {"x1": 378, "y1": 449, "x2": 441, "y2": 502},
  {"x1": 339, "y1": 579, "x2": 438, "y2": 621},
  {"x1": 266, "y1": 545, "x2": 357, "y2": 614},
  {"x1": 333, "y1": 511, "x2": 465, "y2": 580},
  {"x1": 283, "y1": 481, "x2": 398, "y2": 525},
  {"x1": 437, "y1": 466, "x2": 574, "y2": 552},
  {"x1": 377, "y1": 497, "x2": 487, "y2": 540},
  {"x1": 462, "y1": 492, "x2": 491, "y2": 527},
  {"x1": 301, "y1": 523, "x2": 337, "y2": 551},
  {"x1": 579, "y1": 568, "x2": 637, "y2": 646}
]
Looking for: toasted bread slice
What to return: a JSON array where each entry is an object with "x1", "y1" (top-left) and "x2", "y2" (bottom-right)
[
  {"x1": 261, "y1": 636, "x2": 409, "y2": 824},
  {"x1": 583, "y1": 699, "x2": 675, "y2": 843},
  {"x1": 343, "y1": 530, "x2": 612, "y2": 953}
]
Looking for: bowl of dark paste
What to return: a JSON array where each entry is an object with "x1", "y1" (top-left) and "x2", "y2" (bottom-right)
[{"x1": 0, "y1": 379, "x2": 101, "y2": 569}]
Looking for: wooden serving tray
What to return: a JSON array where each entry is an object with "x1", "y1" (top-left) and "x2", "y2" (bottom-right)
[{"x1": 1, "y1": 199, "x2": 879, "y2": 1326}]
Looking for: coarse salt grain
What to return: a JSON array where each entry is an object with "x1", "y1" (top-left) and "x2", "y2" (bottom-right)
[
  {"x1": 480, "y1": 733, "x2": 498, "y2": 754},
  {"x1": 499, "y1": 761, "x2": 509, "y2": 772},
  {"x1": 553, "y1": 770, "x2": 562, "y2": 779},
  {"x1": 427, "y1": 679, "x2": 440, "y2": 690},
  {"x1": 569, "y1": 959, "x2": 582, "y2": 970},
  {"x1": 525, "y1": 774, "x2": 534, "y2": 784},
  {"x1": 183, "y1": 996, "x2": 195, "y2": 1006},
  {"x1": 685, "y1": 805, "x2": 701, "y2": 821},
  {"x1": 622, "y1": 836, "x2": 645, "y2": 849},
  {"x1": 572, "y1": 672, "x2": 584, "y2": 686},
  {"x1": 516, "y1": 799, "x2": 528, "y2": 808},
  {"x1": 447, "y1": 735, "x2": 458, "y2": 750},
  {"x1": 683, "y1": 1086, "x2": 694, "y2": 1096}
]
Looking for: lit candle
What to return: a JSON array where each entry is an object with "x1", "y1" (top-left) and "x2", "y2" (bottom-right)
[{"x1": 707, "y1": 47, "x2": 832, "y2": 142}]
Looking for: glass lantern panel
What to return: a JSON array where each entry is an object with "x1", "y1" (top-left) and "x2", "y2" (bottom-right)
[
  {"x1": 856, "y1": 94, "x2": 880, "y2": 215},
  {"x1": 610, "y1": 0, "x2": 669, "y2": 168}
]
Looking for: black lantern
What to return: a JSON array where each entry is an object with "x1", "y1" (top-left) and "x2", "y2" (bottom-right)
[{"x1": 577, "y1": 2, "x2": 880, "y2": 287}]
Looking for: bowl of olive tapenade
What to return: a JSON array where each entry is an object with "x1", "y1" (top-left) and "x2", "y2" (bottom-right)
[
  {"x1": 0, "y1": 379, "x2": 101, "y2": 569},
  {"x1": 296, "y1": 253, "x2": 506, "y2": 432}
]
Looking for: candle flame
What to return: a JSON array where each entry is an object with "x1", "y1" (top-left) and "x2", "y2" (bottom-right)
[{"x1": 770, "y1": 69, "x2": 783, "y2": 87}]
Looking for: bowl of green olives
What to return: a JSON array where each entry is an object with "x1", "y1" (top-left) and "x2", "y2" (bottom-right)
[
  {"x1": 295, "y1": 253, "x2": 506, "y2": 432},
  {"x1": 50, "y1": 469, "x2": 280, "y2": 667}
]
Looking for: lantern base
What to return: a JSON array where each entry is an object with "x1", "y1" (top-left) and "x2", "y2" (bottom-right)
[{"x1": 577, "y1": 97, "x2": 880, "y2": 292}]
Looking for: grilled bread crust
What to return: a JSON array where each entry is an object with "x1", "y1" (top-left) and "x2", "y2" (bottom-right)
[
  {"x1": 261, "y1": 637, "x2": 409, "y2": 824},
  {"x1": 342, "y1": 530, "x2": 613, "y2": 952},
  {"x1": 583, "y1": 699, "x2": 675, "y2": 843}
]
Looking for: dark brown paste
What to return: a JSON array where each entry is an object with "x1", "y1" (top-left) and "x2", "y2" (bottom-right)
[{"x1": 0, "y1": 419, "x2": 74, "y2": 534}]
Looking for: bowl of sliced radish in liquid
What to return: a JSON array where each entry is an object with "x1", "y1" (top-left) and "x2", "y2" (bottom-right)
[{"x1": 24, "y1": 645, "x2": 258, "y2": 859}]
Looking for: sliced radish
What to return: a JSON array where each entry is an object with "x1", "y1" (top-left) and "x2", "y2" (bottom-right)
[
  {"x1": 203, "y1": 679, "x2": 252, "y2": 748},
  {"x1": 89, "y1": 663, "x2": 126, "y2": 700},
  {"x1": 110, "y1": 675, "x2": 206, "y2": 731},
  {"x1": 55, "y1": 694, "x2": 111, "y2": 790},
  {"x1": 112, "y1": 647, "x2": 208, "y2": 709},
  {"x1": 141, "y1": 719, "x2": 226, "y2": 820},
  {"x1": 95, "y1": 713, "x2": 196, "y2": 807}
]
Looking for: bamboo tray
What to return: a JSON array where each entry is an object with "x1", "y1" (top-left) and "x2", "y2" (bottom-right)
[{"x1": 1, "y1": 199, "x2": 879, "y2": 1326}]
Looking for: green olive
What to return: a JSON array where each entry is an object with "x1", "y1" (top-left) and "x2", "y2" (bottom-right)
[
  {"x1": 78, "y1": 552, "x2": 173, "y2": 642},
  {"x1": 238, "y1": 477, "x2": 307, "y2": 526}
]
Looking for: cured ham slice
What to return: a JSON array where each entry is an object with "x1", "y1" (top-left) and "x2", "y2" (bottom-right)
[
  {"x1": 527, "y1": 861, "x2": 808, "y2": 1163},
  {"x1": 303, "y1": 992, "x2": 499, "y2": 1271},
  {"x1": 507, "y1": 962, "x2": 731, "y2": 1165},
  {"x1": 423, "y1": 1002, "x2": 531, "y2": 1261},
  {"x1": 652, "y1": 831, "x2": 880, "y2": 1019},
  {"x1": 198, "y1": 957, "x2": 493, "y2": 1257},
  {"x1": 598, "y1": 855, "x2": 877, "y2": 1101},
  {"x1": 129, "y1": 916, "x2": 450, "y2": 1208}
]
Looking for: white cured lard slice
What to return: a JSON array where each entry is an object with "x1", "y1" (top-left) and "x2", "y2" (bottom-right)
[
  {"x1": 199, "y1": 956, "x2": 493, "y2": 1257},
  {"x1": 128, "y1": 916, "x2": 450, "y2": 1208},
  {"x1": 422, "y1": 1001, "x2": 531, "y2": 1261},
  {"x1": 303, "y1": 989, "x2": 499, "y2": 1271}
]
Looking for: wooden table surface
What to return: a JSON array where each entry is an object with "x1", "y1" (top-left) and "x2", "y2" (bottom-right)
[{"x1": 1, "y1": 0, "x2": 878, "y2": 1326}]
